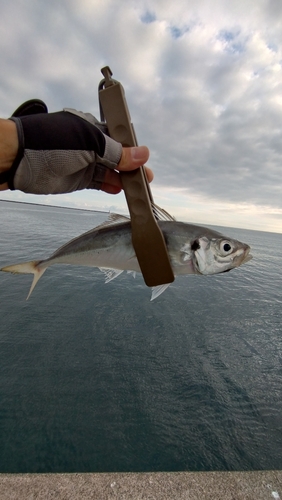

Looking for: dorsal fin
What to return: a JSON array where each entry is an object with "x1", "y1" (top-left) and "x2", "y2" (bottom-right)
[
  {"x1": 97, "y1": 212, "x2": 130, "y2": 229},
  {"x1": 152, "y1": 204, "x2": 176, "y2": 221},
  {"x1": 94, "y1": 213, "x2": 130, "y2": 231},
  {"x1": 94, "y1": 208, "x2": 174, "y2": 232}
]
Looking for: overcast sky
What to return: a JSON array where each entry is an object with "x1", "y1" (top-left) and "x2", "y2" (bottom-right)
[{"x1": 1, "y1": 0, "x2": 282, "y2": 232}]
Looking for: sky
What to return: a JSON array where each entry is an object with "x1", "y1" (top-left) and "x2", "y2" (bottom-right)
[{"x1": 0, "y1": 0, "x2": 282, "y2": 233}]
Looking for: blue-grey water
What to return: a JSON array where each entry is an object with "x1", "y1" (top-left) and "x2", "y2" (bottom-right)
[{"x1": 0, "y1": 199, "x2": 281, "y2": 473}]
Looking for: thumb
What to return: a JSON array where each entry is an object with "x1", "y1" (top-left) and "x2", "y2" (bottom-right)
[{"x1": 118, "y1": 146, "x2": 150, "y2": 171}]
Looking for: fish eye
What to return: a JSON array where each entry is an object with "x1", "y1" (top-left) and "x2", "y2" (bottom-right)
[{"x1": 220, "y1": 241, "x2": 233, "y2": 254}]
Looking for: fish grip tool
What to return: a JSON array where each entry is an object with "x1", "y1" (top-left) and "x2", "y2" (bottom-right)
[{"x1": 98, "y1": 66, "x2": 174, "y2": 287}]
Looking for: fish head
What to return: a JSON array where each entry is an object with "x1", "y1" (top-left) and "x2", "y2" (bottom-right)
[{"x1": 192, "y1": 236, "x2": 252, "y2": 275}]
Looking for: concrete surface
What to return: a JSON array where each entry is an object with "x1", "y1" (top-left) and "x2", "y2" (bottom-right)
[{"x1": 0, "y1": 471, "x2": 282, "y2": 499}]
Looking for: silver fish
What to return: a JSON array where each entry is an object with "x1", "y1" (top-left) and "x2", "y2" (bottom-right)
[{"x1": 1, "y1": 209, "x2": 252, "y2": 301}]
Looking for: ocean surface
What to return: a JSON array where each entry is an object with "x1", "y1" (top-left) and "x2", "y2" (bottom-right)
[{"x1": 0, "y1": 199, "x2": 281, "y2": 473}]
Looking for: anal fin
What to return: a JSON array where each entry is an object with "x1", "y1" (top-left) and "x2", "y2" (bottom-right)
[
  {"x1": 99, "y1": 268, "x2": 124, "y2": 283},
  {"x1": 151, "y1": 283, "x2": 171, "y2": 301}
]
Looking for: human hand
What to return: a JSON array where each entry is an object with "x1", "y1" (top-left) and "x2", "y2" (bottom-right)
[
  {"x1": 3, "y1": 106, "x2": 152, "y2": 195},
  {"x1": 101, "y1": 145, "x2": 152, "y2": 194}
]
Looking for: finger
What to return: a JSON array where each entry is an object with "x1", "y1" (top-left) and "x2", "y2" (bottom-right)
[
  {"x1": 144, "y1": 166, "x2": 154, "y2": 183},
  {"x1": 117, "y1": 146, "x2": 150, "y2": 171},
  {"x1": 101, "y1": 183, "x2": 122, "y2": 195},
  {"x1": 101, "y1": 165, "x2": 154, "y2": 193}
]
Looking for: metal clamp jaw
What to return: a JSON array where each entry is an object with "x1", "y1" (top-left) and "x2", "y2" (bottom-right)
[{"x1": 98, "y1": 66, "x2": 174, "y2": 287}]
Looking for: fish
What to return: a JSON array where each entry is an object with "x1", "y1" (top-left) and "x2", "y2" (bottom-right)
[{"x1": 0, "y1": 208, "x2": 252, "y2": 301}]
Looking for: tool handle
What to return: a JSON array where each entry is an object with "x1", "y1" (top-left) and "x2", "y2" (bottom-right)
[{"x1": 99, "y1": 66, "x2": 174, "y2": 287}]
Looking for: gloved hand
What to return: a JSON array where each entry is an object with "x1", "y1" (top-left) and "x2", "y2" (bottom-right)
[{"x1": 7, "y1": 108, "x2": 126, "y2": 194}]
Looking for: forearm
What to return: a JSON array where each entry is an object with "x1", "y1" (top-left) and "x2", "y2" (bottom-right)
[{"x1": 0, "y1": 119, "x2": 18, "y2": 190}]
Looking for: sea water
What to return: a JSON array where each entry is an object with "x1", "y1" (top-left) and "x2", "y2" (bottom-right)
[{"x1": 0, "y1": 200, "x2": 281, "y2": 473}]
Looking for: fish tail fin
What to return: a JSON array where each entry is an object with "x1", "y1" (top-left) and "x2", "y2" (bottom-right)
[{"x1": 1, "y1": 261, "x2": 46, "y2": 300}]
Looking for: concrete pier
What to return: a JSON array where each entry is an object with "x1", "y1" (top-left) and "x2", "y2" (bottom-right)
[{"x1": 1, "y1": 471, "x2": 282, "y2": 499}]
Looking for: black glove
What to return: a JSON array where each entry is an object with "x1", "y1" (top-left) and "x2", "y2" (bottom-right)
[{"x1": 6, "y1": 103, "x2": 122, "y2": 194}]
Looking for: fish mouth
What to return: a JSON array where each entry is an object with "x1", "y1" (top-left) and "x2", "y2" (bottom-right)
[
  {"x1": 242, "y1": 253, "x2": 253, "y2": 264},
  {"x1": 240, "y1": 246, "x2": 252, "y2": 265},
  {"x1": 220, "y1": 247, "x2": 252, "y2": 274}
]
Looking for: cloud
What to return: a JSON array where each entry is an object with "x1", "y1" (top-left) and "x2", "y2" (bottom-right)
[{"x1": 0, "y1": 0, "x2": 282, "y2": 232}]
